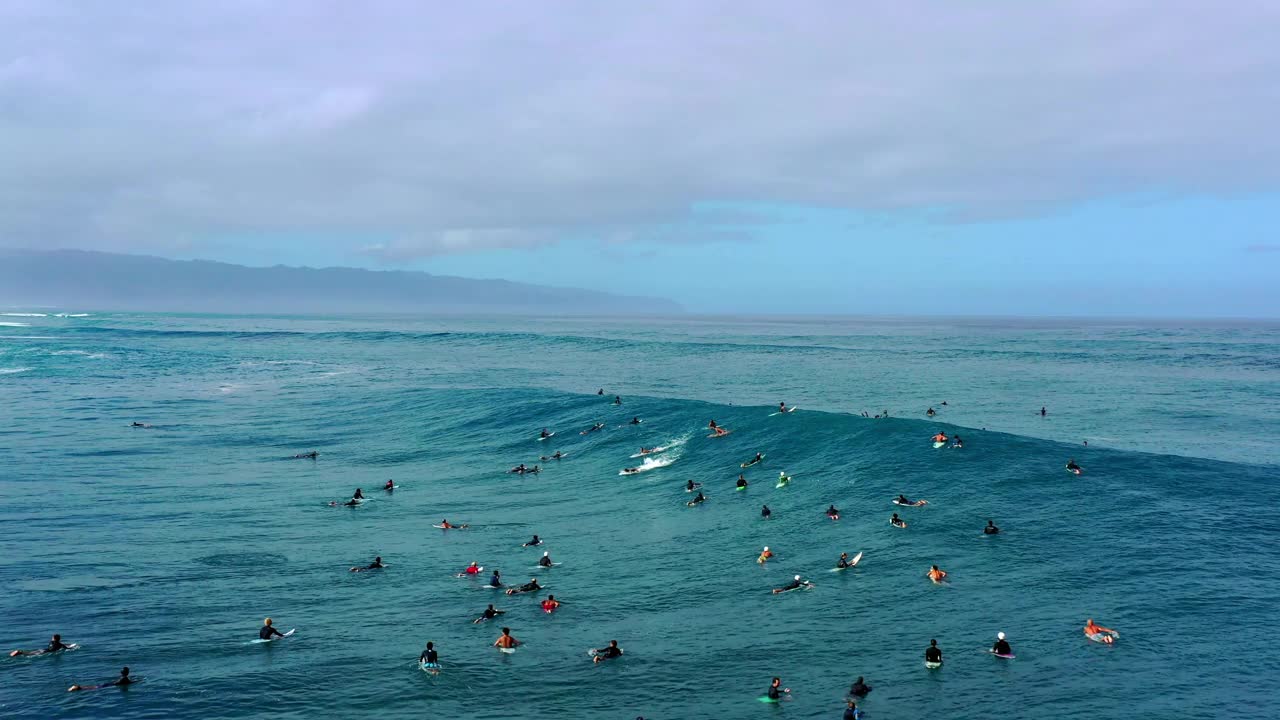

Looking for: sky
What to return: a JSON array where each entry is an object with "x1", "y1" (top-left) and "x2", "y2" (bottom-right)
[{"x1": 2, "y1": 1, "x2": 1278, "y2": 316}]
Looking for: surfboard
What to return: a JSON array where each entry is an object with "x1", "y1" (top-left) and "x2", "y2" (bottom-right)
[
  {"x1": 1066, "y1": 467, "x2": 1082, "y2": 475},
  {"x1": 455, "y1": 566, "x2": 484, "y2": 577},
  {"x1": 736, "y1": 485, "x2": 747, "y2": 491},
  {"x1": 537, "y1": 433, "x2": 555, "y2": 441},
  {"x1": 532, "y1": 562, "x2": 562, "y2": 569},
  {"x1": 776, "y1": 476, "x2": 792, "y2": 488},
  {"x1": 773, "y1": 582, "x2": 814, "y2": 594},
  {"x1": 433, "y1": 524, "x2": 468, "y2": 530},
  {"x1": 893, "y1": 499, "x2": 928, "y2": 507},
  {"x1": 419, "y1": 661, "x2": 442, "y2": 673},
  {"x1": 932, "y1": 441, "x2": 946, "y2": 448},
  {"x1": 989, "y1": 651, "x2": 1016, "y2": 659},
  {"x1": 686, "y1": 496, "x2": 708, "y2": 506},
  {"x1": 498, "y1": 647, "x2": 517, "y2": 654},
  {"x1": 1086, "y1": 631, "x2": 1118, "y2": 644},
  {"x1": 707, "y1": 430, "x2": 732, "y2": 438},
  {"x1": 925, "y1": 661, "x2": 942, "y2": 669},
  {"x1": 891, "y1": 520, "x2": 908, "y2": 528}
]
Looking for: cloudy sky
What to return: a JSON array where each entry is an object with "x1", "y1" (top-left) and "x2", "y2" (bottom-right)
[{"x1": 3, "y1": 1, "x2": 1278, "y2": 315}]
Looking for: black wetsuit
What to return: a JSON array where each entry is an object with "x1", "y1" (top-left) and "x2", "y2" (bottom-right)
[
  {"x1": 925, "y1": 646, "x2": 943, "y2": 664},
  {"x1": 259, "y1": 626, "x2": 284, "y2": 640},
  {"x1": 481, "y1": 607, "x2": 501, "y2": 620},
  {"x1": 850, "y1": 680, "x2": 872, "y2": 697},
  {"x1": 767, "y1": 685, "x2": 782, "y2": 700},
  {"x1": 837, "y1": 557, "x2": 851, "y2": 568},
  {"x1": 993, "y1": 640, "x2": 1012, "y2": 655},
  {"x1": 761, "y1": 505, "x2": 772, "y2": 519},
  {"x1": 779, "y1": 579, "x2": 802, "y2": 592},
  {"x1": 515, "y1": 581, "x2": 540, "y2": 593},
  {"x1": 597, "y1": 646, "x2": 622, "y2": 659},
  {"x1": 984, "y1": 524, "x2": 1000, "y2": 535},
  {"x1": 420, "y1": 648, "x2": 438, "y2": 664},
  {"x1": 489, "y1": 574, "x2": 502, "y2": 588},
  {"x1": 538, "y1": 556, "x2": 552, "y2": 567}
]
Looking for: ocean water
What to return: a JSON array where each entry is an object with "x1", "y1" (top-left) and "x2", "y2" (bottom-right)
[{"x1": 1, "y1": 313, "x2": 1278, "y2": 720}]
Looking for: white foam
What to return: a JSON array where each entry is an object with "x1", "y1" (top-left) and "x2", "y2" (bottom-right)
[
  {"x1": 619, "y1": 454, "x2": 677, "y2": 475},
  {"x1": 0, "y1": 322, "x2": 31, "y2": 327},
  {"x1": 52, "y1": 350, "x2": 109, "y2": 359},
  {"x1": 0, "y1": 312, "x2": 46, "y2": 317},
  {"x1": 54, "y1": 313, "x2": 90, "y2": 317},
  {"x1": 0, "y1": 367, "x2": 32, "y2": 375},
  {"x1": 0, "y1": 336, "x2": 55, "y2": 340}
]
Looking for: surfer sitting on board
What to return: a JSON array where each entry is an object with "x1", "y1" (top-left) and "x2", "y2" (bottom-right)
[
  {"x1": 541, "y1": 595, "x2": 560, "y2": 612},
  {"x1": 419, "y1": 641, "x2": 439, "y2": 666},
  {"x1": 927, "y1": 407, "x2": 936, "y2": 416},
  {"x1": 259, "y1": 618, "x2": 286, "y2": 641},
  {"x1": 540, "y1": 428, "x2": 551, "y2": 439},
  {"x1": 779, "y1": 402, "x2": 789, "y2": 413},
  {"x1": 461, "y1": 561, "x2": 482, "y2": 575},
  {"x1": 766, "y1": 677, "x2": 790, "y2": 700},
  {"x1": 592, "y1": 639, "x2": 623, "y2": 663},
  {"x1": 538, "y1": 552, "x2": 553, "y2": 567},
  {"x1": 686, "y1": 480, "x2": 701, "y2": 491},
  {"x1": 836, "y1": 552, "x2": 853, "y2": 569},
  {"x1": 849, "y1": 676, "x2": 872, "y2": 697},
  {"x1": 931, "y1": 432, "x2": 947, "y2": 443},
  {"x1": 737, "y1": 475, "x2": 747, "y2": 489},
  {"x1": 890, "y1": 513, "x2": 906, "y2": 528},
  {"x1": 1066, "y1": 459, "x2": 1083, "y2": 474},
  {"x1": 926, "y1": 565, "x2": 948, "y2": 583},
  {"x1": 488, "y1": 570, "x2": 503, "y2": 588},
  {"x1": 984, "y1": 519, "x2": 999, "y2": 534},
  {"x1": 826, "y1": 504, "x2": 840, "y2": 520},
  {"x1": 523, "y1": 535, "x2": 542, "y2": 547},
  {"x1": 925, "y1": 639, "x2": 943, "y2": 665},
  {"x1": 992, "y1": 632, "x2": 1013, "y2": 656},
  {"x1": 761, "y1": 504, "x2": 772, "y2": 519},
  {"x1": 629, "y1": 416, "x2": 641, "y2": 424},
  {"x1": 494, "y1": 628, "x2": 520, "y2": 649}
]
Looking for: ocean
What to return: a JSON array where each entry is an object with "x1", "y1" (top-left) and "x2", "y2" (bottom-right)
[{"x1": 2, "y1": 312, "x2": 1278, "y2": 719}]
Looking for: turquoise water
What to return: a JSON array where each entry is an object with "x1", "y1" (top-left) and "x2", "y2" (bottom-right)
[{"x1": 2, "y1": 313, "x2": 1278, "y2": 719}]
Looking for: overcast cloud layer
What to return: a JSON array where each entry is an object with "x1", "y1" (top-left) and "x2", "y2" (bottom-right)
[{"x1": 2, "y1": 1, "x2": 1279, "y2": 260}]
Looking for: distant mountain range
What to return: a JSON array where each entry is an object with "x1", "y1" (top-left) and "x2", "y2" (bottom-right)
[{"x1": 0, "y1": 249, "x2": 681, "y2": 314}]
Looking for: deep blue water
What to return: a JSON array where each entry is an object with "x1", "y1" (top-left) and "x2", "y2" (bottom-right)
[{"x1": 2, "y1": 313, "x2": 1278, "y2": 719}]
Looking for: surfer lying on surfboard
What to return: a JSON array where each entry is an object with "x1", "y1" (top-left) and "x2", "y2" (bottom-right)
[
  {"x1": 10, "y1": 634, "x2": 74, "y2": 657},
  {"x1": 1084, "y1": 618, "x2": 1119, "y2": 643},
  {"x1": 772, "y1": 575, "x2": 812, "y2": 593},
  {"x1": 708, "y1": 419, "x2": 729, "y2": 437},
  {"x1": 69, "y1": 667, "x2": 135, "y2": 692}
]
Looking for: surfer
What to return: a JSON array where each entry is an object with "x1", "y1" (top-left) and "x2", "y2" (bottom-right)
[
  {"x1": 419, "y1": 641, "x2": 439, "y2": 666},
  {"x1": 952, "y1": 435, "x2": 963, "y2": 448},
  {"x1": 758, "y1": 546, "x2": 773, "y2": 564},
  {"x1": 927, "y1": 565, "x2": 948, "y2": 583},
  {"x1": 10, "y1": 634, "x2": 72, "y2": 657},
  {"x1": 506, "y1": 578, "x2": 542, "y2": 595},
  {"x1": 352, "y1": 488, "x2": 365, "y2": 500},
  {"x1": 687, "y1": 491, "x2": 706, "y2": 506},
  {"x1": 777, "y1": 471, "x2": 790, "y2": 485},
  {"x1": 1041, "y1": 406, "x2": 1047, "y2": 416},
  {"x1": 736, "y1": 475, "x2": 747, "y2": 489},
  {"x1": 488, "y1": 570, "x2": 503, "y2": 588},
  {"x1": 772, "y1": 575, "x2": 809, "y2": 594},
  {"x1": 509, "y1": 463, "x2": 527, "y2": 474},
  {"x1": 836, "y1": 552, "x2": 853, "y2": 569},
  {"x1": 629, "y1": 417, "x2": 642, "y2": 425},
  {"x1": 350, "y1": 556, "x2": 384, "y2": 572},
  {"x1": 992, "y1": 632, "x2": 1013, "y2": 656},
  {"x1": 541, "y1": 595, "x2": 560, "y2": 612},
  {"x1": 984, "y1": 519, "x2": 1000, "y2": 534},
  {"x1": 708, "y1": 419, "x2": 728, "y2": 437},
  {"x1": 761, "y1": 504, "x2": 772, "y2": 520},
  {"x1": 778, "y1": 401, "x2": 788, "y2": 413},
  {"x1": 462, "y1": 561, "x2": 482, "y2": 575},
  {"x1": 598, "y1": 389, "x2": 604, "y2": 395},
  {"x1": 941, "y1": 401, "x2": 948, "y2": 406},
  {"x1": 766, "y1": 677, "x2": 789, "y2": 701},
  {"x1": 622, "y1": 467, "x2": 641, "y2": 475},
  {"x1": 131, "y1": 421, "x2": 149, "y2": 428},
  {"x1": 826, "y1": 504, "x2": 840, "y2": 520},
  {"x1": 69, "y1": 667, "x2": 134, "y2": 692},
  {"x1": 292, "y1": 450, "x2": 317, "y2": 459},
  {"x1": 1084, "y1": 618, "x2": 1118, "y2": 643},
  {"x1": 592, "y1": 639, "x2": 623, "y2": 663},
  {"x1": 638, "y1": 447, "x2": 653, "y2": 455},
  {"x1": 1066, "y1": 459, "x2": 1083, "y2": 474},
  {"x1": 383, "y1": 480, "x2": 395, "y2": 491},
  {"x1": 439, "y1": 519, "x2": 466, "y2": 529},
  {"x1": 844, "y1": 700, "x2": 865, "y2": 720},
  {"x1": 686, "y1": 479, "x2": 701, "y2": 491},
  {"x1": 581, "y1": 423, "x2": 605, "y2": 435},
  {"x1": 540, "y1": 428, "x2": 551, "y2": 439},
  {"x1": 613, "y1": 396, "x2": 622, "y2": 405},
  {"x1": 527, "y1": 465, "x2": 541, "y2": 474},
  {"x1": 931, "y1": 432, "x2": 948, "y2": 443},
  {"x1": 539, "y1": 451, "x2": 563, "y2": 461},
  {"x1": 523, "y1": 535, "x2": 542, "y2": 547},
  {"x1": 744, "y1": 452, "x2": 764, "y2": 466},
  {"x1": 494, "y1": 627, "x2": 520, "y2": 650},
  {"x1": 925, "y1": 638, "x2": 943, "y2": 666},
  {"x1": 474, "y1": 604, "x2": 505, "y2": 623},
  {"x1": 538, "y1": 551, "x2": 553, "y2": 567},
  {"x1": 849, "y1": 676, "x2": 872, "y2": 697},
  {"x1": 890, "y1": 513, "x2": 906, "y2": 528},
  {"x1": 926, "y1": 407, "x2": 936, "y2": 416},
  {"x1": 259, "y1": 618, "x2": 285, "y2": 641}
]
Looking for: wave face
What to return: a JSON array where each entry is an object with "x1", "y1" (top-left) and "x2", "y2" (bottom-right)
[{"x1": 0, "y1": 313, "x2": 1278, "y2": 720}]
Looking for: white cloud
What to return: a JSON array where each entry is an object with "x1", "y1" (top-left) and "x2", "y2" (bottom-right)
[{"x1": 2, "y1": 1, "x2": 1278, "y2": 257}]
